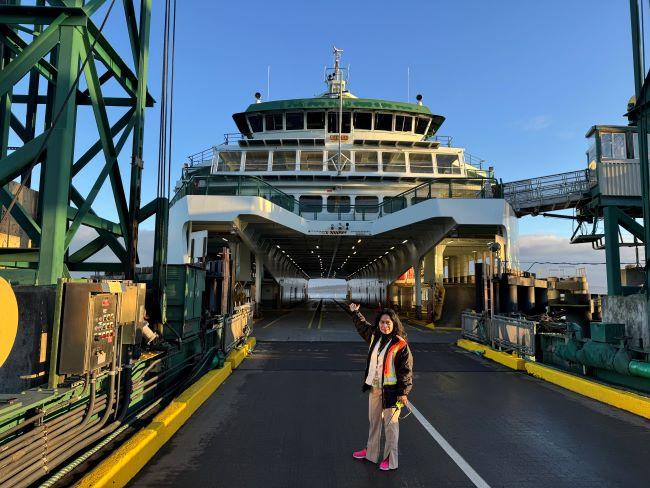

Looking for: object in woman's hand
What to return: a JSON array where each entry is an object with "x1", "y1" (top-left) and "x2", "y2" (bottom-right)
[{"x1": 349, "y1": 302, "x2": 360, "y2": 312}]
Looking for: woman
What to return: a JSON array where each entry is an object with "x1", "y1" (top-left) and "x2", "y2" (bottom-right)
[{"x1": 349, "y1": 302, "x2": 413, "y2": 471}]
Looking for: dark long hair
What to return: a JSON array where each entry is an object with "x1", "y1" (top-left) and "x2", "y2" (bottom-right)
[{"x1": 373, "y1": 308, "x2": 407, "y2": 340}]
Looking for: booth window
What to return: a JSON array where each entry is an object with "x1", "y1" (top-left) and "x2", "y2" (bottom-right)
[
  {"x1": 306, "y1": 111, "x2": 326, "y2": 129},
  {"x1": 285, "y1": 112, "x2": 304, "y2": 131}
]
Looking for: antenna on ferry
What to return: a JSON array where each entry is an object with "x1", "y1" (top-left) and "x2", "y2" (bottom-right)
[{"x1": 267, "y1": 65, "x2": 271, "y2": 100}]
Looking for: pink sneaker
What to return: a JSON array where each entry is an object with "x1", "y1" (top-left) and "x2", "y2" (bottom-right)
[
  {"x1": 379, "y1": 456, "x2": 393, "y2": 471},
  {"x1": 352, "y1": 448, "x2": 367, "y2": 460}
]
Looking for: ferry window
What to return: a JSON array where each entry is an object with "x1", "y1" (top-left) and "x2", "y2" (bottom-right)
[
  {"x1": 216, "y1": 151, "x2": 241, "y2": 172},
  {"x1": 299, "y1": 195, "x2": 322, "y2": 214},
  {"x1": 244, "y1": 151, "x2": 269, "y2": 171},
  {"x1": 273, "y1": 151, "x2": 296, "y2": 171},
  {"x1": 382, "y1": 152, "x2": 406, "y2": 172},
  {"x1": 354, "y1": 151, "x2": 378, "y2": 172},
  {"x1": 300, "y1": 151, "x2": 324, "y2": 171},
  {"x1": 265, "y1": 113, "x2": 283, "y2": 131},
  {"x1": 355, "y1": 196, "x2": 379, "y2": 214},
  {"x1": 327, "y1": 196, "x2": 351, "y2": 213},
  {"x1": 328, "y1": 111, "x2": 351, "y2": 133},
  {"x1": 374, "y1": 113, "x2": 393, "y2": 131},
  {"x1": 307, "y1": 111, "x2": 326, "y2": 129},
  {"x1": 415, "y1": 116, "x2": 430, "y2": 135},
  {"x1": 409, "y1": 153, "x2": 434, "y2": 173},
  {"x1": 395, "y1": 115, "x2": 413, "y2": 132},
  {"x1": 327, "y1": 151, "x2": 351, "y2": 171},
  {"x1": 383, "y1": 196, "x2": 406, "y2": 214},
  {"x1": 286, "y1": 112, "x2": 304, "y2": 131},
  {"x1": 436, "y1": 154, "x2": 460, "y2": 175},
  {"x1": 353, "y1": 112, "x2": 372, "y2": 130},
  {"x1": 411, "y1": 197, "x2": 428, "y2": 205},
  {"x1": 247, "y1": 114, "x2": 263, "y2": 133}
]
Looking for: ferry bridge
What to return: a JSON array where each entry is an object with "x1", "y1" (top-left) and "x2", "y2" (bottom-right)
[{"x1": 1, "y1": 2, "x2": 650, "y2": 488}]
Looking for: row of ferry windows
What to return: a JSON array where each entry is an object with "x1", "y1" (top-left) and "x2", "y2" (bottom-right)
[
  {"x1": 216, "y1": 150, "x2": 461, "y2": 174},
  {"x1": 246, "y1": 111, "x2": 431, "y2": 134},
  {"x1": 297, "y1": 195, "x2": 424, "y2": 214}
]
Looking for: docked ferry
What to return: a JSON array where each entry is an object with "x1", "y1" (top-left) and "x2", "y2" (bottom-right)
[{"x1": 168, "y1": 48, "x2": 518, "y2": 324}]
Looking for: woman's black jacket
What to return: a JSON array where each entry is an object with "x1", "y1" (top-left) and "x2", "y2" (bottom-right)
[{"x1": 352, "y1": 310, "x2": 413, "y2": 408}]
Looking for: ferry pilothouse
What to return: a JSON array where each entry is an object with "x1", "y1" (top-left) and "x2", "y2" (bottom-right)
[{"x1": 168, "y1": 48, "x2": 519, "y2": 325}]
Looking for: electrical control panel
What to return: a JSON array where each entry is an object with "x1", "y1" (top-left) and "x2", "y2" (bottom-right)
[
  {"x1": 58, "y1": 281, "x2": 145, "y2": 375},
  {"x1": 58, "y1": 283, "x2": 117, "y2": 375}
]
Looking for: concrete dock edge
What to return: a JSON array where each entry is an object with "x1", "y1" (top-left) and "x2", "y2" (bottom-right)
[
  {"x1": 456, "y1": 338, "x2": 650, "y2": 420},
  {"x1": 77, "y1": 337, "x2": 257, "y2": 488}
]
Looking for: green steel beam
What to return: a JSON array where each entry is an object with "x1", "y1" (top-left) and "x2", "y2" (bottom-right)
[
  {"x1": 66, "y1": 205, "x2": 122, "y2": 236},
  {"x1": 11, "y1": 94, "x2": 154, "y2": 107},
  {"x1": 0, "y1": 25, "x2": 58, "y2": 84},
  {"x1": 67, "y1": 235, "x2": 108, "y2": 263},
  {"x1": 0, "y1": 32, "x2": 12, "y2": 159},
  {"x1": 629, "y1": 1, "x2": 650, "y2": 343},
  {"x1": 604, "y1": 206, "x2": 623, "y2": 296},
  {"x1": 9, "y1": 112, "x2": 29, "y2": 142},
  {"x1": 0, "y1": 130, "x2": 48, "y2": 186},
  {"x1": 128, "y1": 0, "x2": 152, "y2": 280},
  {"x1": 0, "y1": 248, "x2": 40, "y2": 262},
  {"x1": 0, "y1": 15, "x2": 63, "y2": 99},
  {"x1": 37, "y1": 22, "x2": 81, "y2": 285},
  {"x1": 0, "y1": 186, "x2": 41, "y2": 243},
  {"x1": 65, "y1": 35, "x2": 128, "y2": 250},
  {"x1": 69, "y1": 187, "x2": 127, "y2": 261},
  {"x1": 122, "y1": 0, "x2": 140, "y2": 70},
  {"x1": 137, "y1": 197, "x2": 160, "y2": 222},
  {"x1": 0, "y1": 5, "x2": 87, "y2": 25}
]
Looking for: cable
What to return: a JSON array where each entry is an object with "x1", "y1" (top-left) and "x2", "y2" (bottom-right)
[{"x1": 0, "y1": 0, "x2": 118, "y2": 230}]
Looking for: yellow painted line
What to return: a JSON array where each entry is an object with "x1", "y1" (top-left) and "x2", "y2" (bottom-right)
[
  {"x1": 306, "y1": 307, "x2": 318, "y2": 329},
  {"x1": 317, "y1": 310, "x2": 324, "y2": 329},
  {"x1": 457, "y1": 338, "x2": 526, "y2": 371},
  {"x1": 262, "y1": 310, "x2": 293, "y2": 328},
  {"x1": 78, "y1": 337, "x2": 257, "y2": 488},
  {"x1": 457, "y1": 338, "x2": 650, "y2": 420},
  {"x1": 524, "y1": 361, "x2": 650, "y2": 420}
]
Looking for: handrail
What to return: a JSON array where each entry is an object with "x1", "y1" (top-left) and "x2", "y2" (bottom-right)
[{"x1": 171, "y1": 174, "x2": 497, "y2": 220}]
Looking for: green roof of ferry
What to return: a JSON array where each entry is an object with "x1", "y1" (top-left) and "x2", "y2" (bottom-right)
[{"x1": 243, "y1": 97, "x2": 434, "y2": 115}]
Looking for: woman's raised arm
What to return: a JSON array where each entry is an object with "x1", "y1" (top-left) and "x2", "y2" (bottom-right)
[{"x1": 349, "y1": 303, "x2": 374, "y2": 343}]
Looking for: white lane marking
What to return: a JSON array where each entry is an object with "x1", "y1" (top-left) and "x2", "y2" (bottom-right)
[{"x1": 409, "y1": 402, "x2": 491, "y2": 488}]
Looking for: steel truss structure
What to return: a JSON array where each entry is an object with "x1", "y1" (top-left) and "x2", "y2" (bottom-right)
[{"x1": 0, "y1": 0, "x2": 157, "y2": 285}]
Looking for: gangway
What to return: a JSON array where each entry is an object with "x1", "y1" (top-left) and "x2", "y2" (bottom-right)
[{"x1": 500, "y1": 169, "x2": 595, "y2": 216}]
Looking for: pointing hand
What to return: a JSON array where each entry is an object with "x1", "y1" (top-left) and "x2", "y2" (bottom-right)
[{"x1": 349, "y1": 303, "x2": 360, "y2": 312}]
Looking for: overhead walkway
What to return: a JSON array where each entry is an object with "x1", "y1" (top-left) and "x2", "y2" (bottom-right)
[
  {"x1": 500, "y1": 169, "x2": 594, "y2": 216},
  {"x1": 129, "y1": 300, "x2": 650, "y2": 488}
]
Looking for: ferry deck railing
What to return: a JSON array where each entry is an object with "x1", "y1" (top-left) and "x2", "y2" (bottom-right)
[{"x1": 171, "y1": 174, "x2": 497, "y2": 221}]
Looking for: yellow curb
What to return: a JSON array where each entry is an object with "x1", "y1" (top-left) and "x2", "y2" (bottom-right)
[
  {"x1": 225, "y1": 336, "x2": 256, "y2": 369},
  {"x1": 457, "y1": 338, "x2": 650, "y2": 420},
  {"x1": 77, "y1": 337, "x2": 257, "y2": 488},
  {"x1": 524, "y1": 362, "x2": 650, "y2": 420},
  {"x1": 457, "y1": 338, "x2": 526, "y2": 371}
]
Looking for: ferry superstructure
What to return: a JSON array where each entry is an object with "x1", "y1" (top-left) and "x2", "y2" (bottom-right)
[{"x1": 168, "y1": 49, "x2": 518, "y2": 319}]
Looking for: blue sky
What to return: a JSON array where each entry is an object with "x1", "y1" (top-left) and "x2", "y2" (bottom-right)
[{"x1": 59, "y1": 0, "x2": 641, "y2": 291}]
